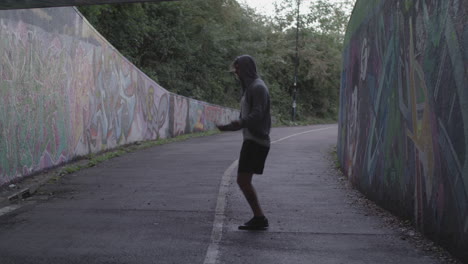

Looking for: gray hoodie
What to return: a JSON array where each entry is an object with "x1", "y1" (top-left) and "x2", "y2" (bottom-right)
[{"x1": 234, "y1": 55, "x2": 271, "y2": 147}]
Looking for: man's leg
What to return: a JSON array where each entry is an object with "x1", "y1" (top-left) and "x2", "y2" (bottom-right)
[{"x1": 237, "y1": 172, "x2": 264, "y2": 217}]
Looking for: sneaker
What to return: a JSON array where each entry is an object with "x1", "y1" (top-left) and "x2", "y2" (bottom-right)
[{"x1": 238, "y1": 216, "x2": 269, "y2": 230}]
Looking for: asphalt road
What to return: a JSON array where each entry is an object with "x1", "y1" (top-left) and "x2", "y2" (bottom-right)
[{"x1": 0, "y1": 125, "x2": 453, "y2": 264}]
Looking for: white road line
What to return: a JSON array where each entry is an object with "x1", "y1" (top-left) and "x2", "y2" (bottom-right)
[
  {"x1": 203, "y1": 125, "x2": 335, "y2": 264},
  {"x1": 0, "y1": 205, "x2": 21, "y2": 217},
  {"x1": 203, "y1": 160, "x2": 238, "y2": 264},
  {"x1": 271, "y1": 126, "x2": 334, "y2": 144}
]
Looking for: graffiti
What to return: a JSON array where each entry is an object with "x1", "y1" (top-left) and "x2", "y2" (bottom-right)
[
  {"x1": 346, "y1": 85, "x2": 359, "y2": 179},
  {"x1": 0, "y1": 7, "x2": 239, "y2": 185},
  {"x1": 205, "y1": 105, "x2": 223, "y2": 130},
  {"x1": 338, "y1": 0, "x2": 468, "y2": 261},
  {"x1": 136, "y1": 82, "x2": 169, "y2": 140},
  {"x1": 189, "y1": 103, "x2": 205, "y2": 132},
  {"x1": 359, "y1": 38, "x2": 369, "y2": 81},
  {"x1": 173, "y1": 95, "x2": 188, "y2": 136}
]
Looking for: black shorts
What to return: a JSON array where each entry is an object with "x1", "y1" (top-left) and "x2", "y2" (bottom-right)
[{"x1": 238, "y1": 140, "x2": 270, "y2": 174}]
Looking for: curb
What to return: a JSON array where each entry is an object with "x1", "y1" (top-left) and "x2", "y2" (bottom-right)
[{"x1": 0, "y1": 174, "x2": 53, "y2": 207}]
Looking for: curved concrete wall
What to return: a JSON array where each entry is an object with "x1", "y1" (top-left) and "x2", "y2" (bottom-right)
[
  {"x1": 0, "y1": 7, "x2": 239, "y2": 185},
  {"x1": 338, "y1": 0, "x2": 467, "y2": 260}
]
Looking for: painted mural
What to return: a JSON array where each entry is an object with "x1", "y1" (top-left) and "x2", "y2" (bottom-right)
[
  {"x1": 0, "y1": 7, "x2": 239, "y2": 186},
  {"x1": 338, "y1": 0, "x2": 467, "y2": 261}
]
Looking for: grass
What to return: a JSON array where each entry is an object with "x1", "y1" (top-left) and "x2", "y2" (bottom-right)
[
  {"x1": 50, "y1": 130, "x2": 220, "y2": 182},
  {"x1": 330, "y1": 145, "x2": 342, "y2": 170}
]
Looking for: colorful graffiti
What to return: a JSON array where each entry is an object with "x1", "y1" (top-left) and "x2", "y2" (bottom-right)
[
  {"x1": 338, "y1": 0, "x2": 467, "y2": 261},
  {"x1": 0, "y1": 7, "x2": 239, "y2": 185}
]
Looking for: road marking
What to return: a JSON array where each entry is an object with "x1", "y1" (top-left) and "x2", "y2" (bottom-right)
[
  {"x1": 203, "y1": 125, "x2": 335, "y2": 264},
  {"x1": 271, "y1": 126, "x2": 334, "y2": 144},
  {"x1": 203, "y1": 160, "x2": 238, "y2": 264},
  {"x1": 0, "y1": 205, "x2": 21, "y2": 217}
]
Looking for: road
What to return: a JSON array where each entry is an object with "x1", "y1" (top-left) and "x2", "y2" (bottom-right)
[{"x1": 0, "y1": 125, "x2": 451, "y2": 263}]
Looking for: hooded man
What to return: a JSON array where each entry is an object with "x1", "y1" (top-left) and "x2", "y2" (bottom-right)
[{"x1": 217, "y1": 55, "x2": 271, "y2": 230}]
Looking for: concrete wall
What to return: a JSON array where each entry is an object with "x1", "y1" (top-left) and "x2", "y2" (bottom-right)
[
  {"x1": 0, "y1": 7, "x2": 239, "y2": 186},
  {"x1": 338, "y1": 0, "x2": 467, "y2": 261}
]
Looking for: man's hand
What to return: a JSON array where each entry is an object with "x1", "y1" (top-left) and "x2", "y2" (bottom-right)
[
  {"x1": 216, "y1": 124, "x2": 229, "y2": 131},
  {"x1": 216, "y1": 120, "x2": 242, "y2": 131},
  {"x1": 230, "y1": 120, "x2": 242, "y2": 130}
]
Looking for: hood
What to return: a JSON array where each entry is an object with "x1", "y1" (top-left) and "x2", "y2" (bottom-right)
[{"x1": 233, "y1": 55, "x2": 258, "y2": 91}]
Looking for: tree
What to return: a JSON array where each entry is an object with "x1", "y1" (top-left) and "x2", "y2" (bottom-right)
[{"x1": 78, "y1": 0, "x2": 354, "y2": 123}]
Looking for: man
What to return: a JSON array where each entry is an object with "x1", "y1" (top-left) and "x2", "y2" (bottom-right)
[{"x1": 217, "y1": 55, "x2": 271, "y2": 230}]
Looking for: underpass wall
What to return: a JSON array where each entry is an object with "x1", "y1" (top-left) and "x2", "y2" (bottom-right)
[
  {"x1": 0, "y1": 7, "x2": 239, "y2": 186},
  {"x1": 337, "y1": 0, "x2": 467, "y2": 261}
]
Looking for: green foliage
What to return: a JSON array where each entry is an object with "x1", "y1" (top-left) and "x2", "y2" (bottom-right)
[{"x1": 78, "y1": 0, "x2": 354, "y2": 122}]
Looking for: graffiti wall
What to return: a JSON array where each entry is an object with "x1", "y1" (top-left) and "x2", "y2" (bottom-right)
[
  {"x1": 338, "y1": 0, "x2": 467, "y2": 261},
  {"x1": 0, "y1": 7, "x2": 239, "y2": 185}
]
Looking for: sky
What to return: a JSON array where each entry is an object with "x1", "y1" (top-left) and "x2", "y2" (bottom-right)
[
  {"x1": 239, "y1": 0, "x2": 304, "y2": 16},
  {"x1": 238, "y1": 0, "x2": 352, "y2": 17}
]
